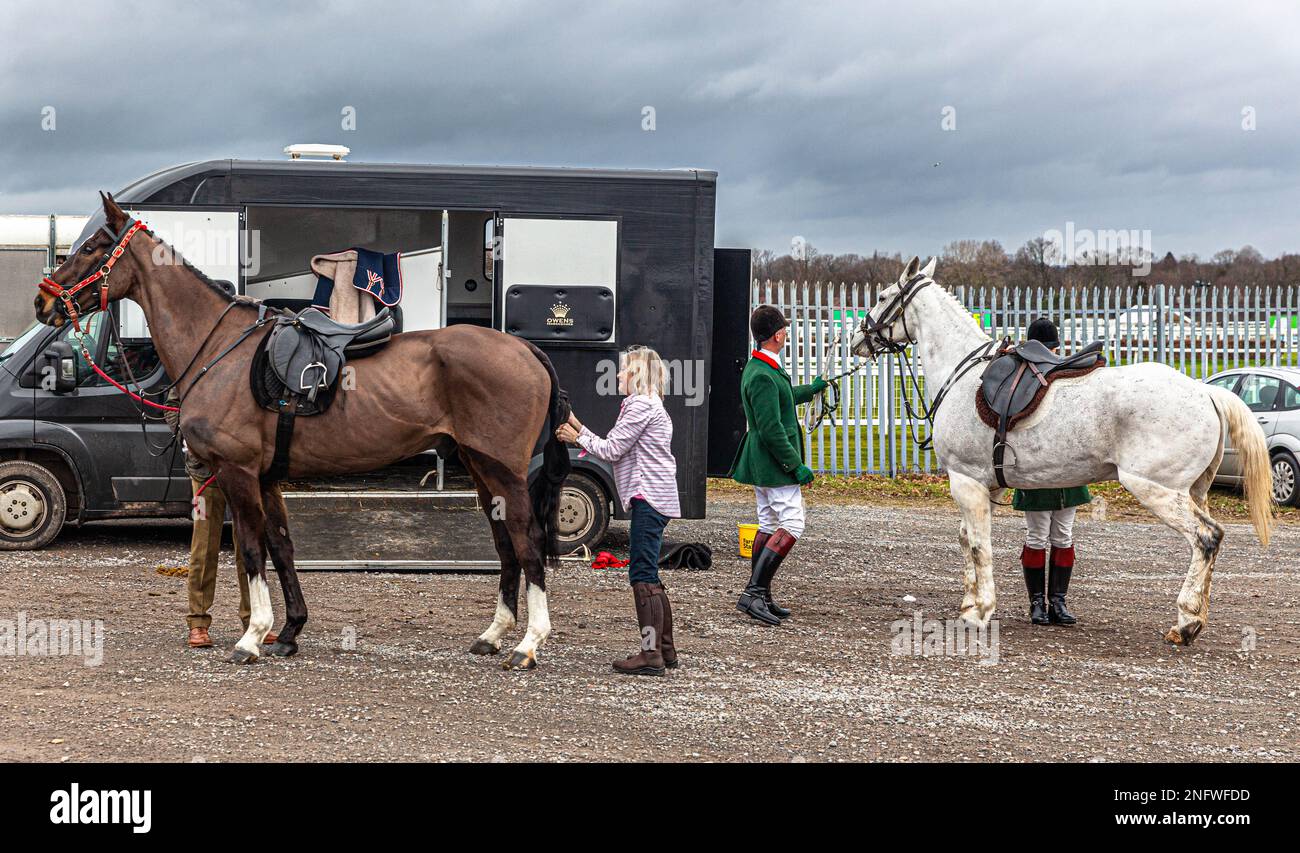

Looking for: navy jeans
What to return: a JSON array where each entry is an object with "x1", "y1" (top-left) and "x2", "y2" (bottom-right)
[{"x1": 628, "y1": 498, "x2": 670, "y2": 585}]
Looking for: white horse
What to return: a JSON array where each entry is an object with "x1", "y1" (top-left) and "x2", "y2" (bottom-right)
[{"x1": 851, "y1": 256, "x2": 1273, "y2": 645}]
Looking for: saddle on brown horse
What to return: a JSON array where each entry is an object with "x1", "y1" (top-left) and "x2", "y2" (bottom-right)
[
  {"x1": 975, "y1": 339, "x2": 1107, "y2": 487},
  {"x1": 251, "y1": 305, "x2": 399, "y2": 480}
]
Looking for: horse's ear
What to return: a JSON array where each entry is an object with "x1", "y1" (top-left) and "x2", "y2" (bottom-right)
[
  {"x1": 901, "y1": 255, "x2": 921, "y2": 281},
  {"x1": 921, "y1": 256, "x2": 937, "y2": 278},
  {"x1": 100, "y1": 191, "x2": 127, "y2": 230}
]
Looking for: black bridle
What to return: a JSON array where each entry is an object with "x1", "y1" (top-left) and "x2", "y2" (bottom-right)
[{"x1": 856, "y1": 273, "x2": 998, "y2": 452}]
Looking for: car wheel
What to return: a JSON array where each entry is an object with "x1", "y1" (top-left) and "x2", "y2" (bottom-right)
[
  {"x1": 555, "y1": 471, "x2": 610, "y2": 555},
  {"x1": 1272, "y1": 451, "x2": 1299, "y2": 507},
  {"x1": 0, "y1": 460, "x2": 68, "y2": 551}
]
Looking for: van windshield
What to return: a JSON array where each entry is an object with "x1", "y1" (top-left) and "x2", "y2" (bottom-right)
[{"x1": 0, "y1": 322, "x2": 45, "y2": 363}]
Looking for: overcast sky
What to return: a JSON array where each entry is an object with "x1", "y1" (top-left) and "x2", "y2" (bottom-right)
[{"x1": 2, "y1": 1, "x2": 1296, "y2": 259}]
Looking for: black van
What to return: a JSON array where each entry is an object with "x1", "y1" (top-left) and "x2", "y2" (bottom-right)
[{"x1": 0, "y1": 157, "x2": 749, "y2": 562}]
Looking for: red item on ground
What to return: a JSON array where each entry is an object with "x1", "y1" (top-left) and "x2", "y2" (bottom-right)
[{"x1": 591, "y1": 551, "x2": 630, "y2": 570}]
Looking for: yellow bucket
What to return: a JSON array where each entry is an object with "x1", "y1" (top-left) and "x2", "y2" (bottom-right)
[{"x1": 737, "y1": 523, "x2": 760, "y2": 558}]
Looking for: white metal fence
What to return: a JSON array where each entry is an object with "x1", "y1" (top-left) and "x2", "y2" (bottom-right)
[{"x1": 752, "y1": 281, "x2": 1300, "y2": 475}]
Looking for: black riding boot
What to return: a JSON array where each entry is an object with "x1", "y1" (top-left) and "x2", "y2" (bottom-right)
[
  {"x1": 1048, "y1": 546, "x2": 1077, "y2": 625},
  {"x1": 1022, "y1": 545, "x2": 1050, "y2": 625},
  {"x1": 750, "y1": 531, "x2": 790, "y2": 620},
  {"x1": 737, "y1": 529, "x2": 796, "y2": 626}
]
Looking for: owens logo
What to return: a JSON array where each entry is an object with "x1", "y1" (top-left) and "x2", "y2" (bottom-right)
[
  {"x1": 49, "y1": 783, "x2": 151, "y2": 833},
  {"x1": 546, "y1": 303, "x2": 574, "y2": 326},
  {"x1": 366, "y1": 270, "x2": 385, "y2": 291}
]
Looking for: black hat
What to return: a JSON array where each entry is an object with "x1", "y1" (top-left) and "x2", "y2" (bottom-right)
[
  {"x1": 750, "y1": 305, "x2": 789, "y2": 343},
  {"x1": 1027, "y1": 317, "x2": 1060, "y2": 349}
]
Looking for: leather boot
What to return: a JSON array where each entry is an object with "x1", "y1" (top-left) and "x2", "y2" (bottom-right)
[
  {"x1": 1048, "y1": 546, "x2": 1077, "y2": 625},
  {"x1": 613, "y1": 582, "x2": 666, "y2": 676},
  {"x1": 737, "y1": 528, "x2": 796, "y2": 626},
  {"x1": 657, "y1": 583, "x2": 678, "y2": 669},
  {"x1": 751, "y1": 530, "x2": 791, "y2": 619},
  {"x1": 1021, "y1": 545, "x2": 1050, "y2": 625}
]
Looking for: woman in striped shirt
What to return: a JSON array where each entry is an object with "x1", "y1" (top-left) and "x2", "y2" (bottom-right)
[{"x1": 557, "y1": 346, "x2": 682, "y2": 676}]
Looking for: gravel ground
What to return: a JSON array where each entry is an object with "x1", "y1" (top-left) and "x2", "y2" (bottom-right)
[{"x1": 1, "y1": 495, "x2": 1296, "y2": 763}]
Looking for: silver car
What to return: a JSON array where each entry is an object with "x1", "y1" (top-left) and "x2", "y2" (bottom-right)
[{"x1": 1206, "y1": 367, "x2": 1300, "y2": 506}]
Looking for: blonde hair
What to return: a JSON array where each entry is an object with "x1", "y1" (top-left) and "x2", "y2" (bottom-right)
[{"x1": 622, "y1": 346, "x2": 666, "y2": 397}]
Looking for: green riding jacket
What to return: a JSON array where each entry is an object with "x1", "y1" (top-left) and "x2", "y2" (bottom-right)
[
  {"x1": 1012, "y1": 486, "x2": 1093, "y2": 512},
  {"x1": 728, "y1": 351, "x2": 824, "y2": 487}
]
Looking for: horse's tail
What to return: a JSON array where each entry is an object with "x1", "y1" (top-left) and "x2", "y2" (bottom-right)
[
  {"x1": 525, "y1": 341, "x2": 572, "y2": 566},
  {"x1": 1210, "y1": 386, "x2": 1274, "y2": 547}
]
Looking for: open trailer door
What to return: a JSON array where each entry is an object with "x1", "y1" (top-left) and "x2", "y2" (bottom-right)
[{"x1": 708, "y1": 248, "x2": 751, "y2": 476}]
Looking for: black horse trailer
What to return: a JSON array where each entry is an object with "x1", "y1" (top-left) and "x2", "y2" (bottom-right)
[{"x1": 0, "y1": 156, "x2": 749, "y2": 565}]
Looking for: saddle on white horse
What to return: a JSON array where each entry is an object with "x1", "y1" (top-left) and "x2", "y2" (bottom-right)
[{"x1": 976, "y1": 339, "x2": 1107, "y2": 487}]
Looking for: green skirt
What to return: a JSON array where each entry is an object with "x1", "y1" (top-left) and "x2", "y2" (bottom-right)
[{"x1": 1012, "y1": 486, "x2": 1092, "y2": 512}]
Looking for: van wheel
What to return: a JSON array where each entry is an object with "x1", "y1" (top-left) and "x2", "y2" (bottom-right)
[
  {"x1": 0, "y1": 461, "x2": 68, "y2": 551},
  {"x1": 556, "y1": 472, "x2": 610, "y2": 555},
  {"x1": 1272, "y1": 451, "x2": 1299, "y2": 507}
]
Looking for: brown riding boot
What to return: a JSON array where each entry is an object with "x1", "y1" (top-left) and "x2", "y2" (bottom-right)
[
  {"x1": 613, "y1": 582, "x2": 667, "y2": 676},
  {"x1": 187, "y1": 627, "x2": 212, "y2": 649},
  {"x1": 657, "y1": 584, "x2": 679, "y2": 669}
]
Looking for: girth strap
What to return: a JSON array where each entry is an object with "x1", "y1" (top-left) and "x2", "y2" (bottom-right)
[{"x1": 266, "y1": 400, "x2": 298, "y2": 483}]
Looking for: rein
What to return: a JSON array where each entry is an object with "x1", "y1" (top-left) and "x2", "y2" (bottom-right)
[{"x1": 856, "y1": 273, "x2": 1001, "y2": 452}]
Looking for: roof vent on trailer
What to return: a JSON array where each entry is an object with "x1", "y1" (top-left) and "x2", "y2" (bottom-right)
[{"x1": 283, "y1": 143, "x2": 350, "y2": 161}]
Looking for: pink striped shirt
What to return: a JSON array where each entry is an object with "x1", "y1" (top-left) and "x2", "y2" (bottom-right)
[{"x1": 576, "y1": 393, "x2": 681, "y2": 517}]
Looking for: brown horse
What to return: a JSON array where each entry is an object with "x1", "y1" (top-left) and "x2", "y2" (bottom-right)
[{"x1": 34, "y1": 193, "x2": 570, "y2": 670}]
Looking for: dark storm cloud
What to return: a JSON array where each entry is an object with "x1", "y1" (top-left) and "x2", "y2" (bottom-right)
[{"x1": 2, "y1": 0, "x2": 1296, "y2": 258}]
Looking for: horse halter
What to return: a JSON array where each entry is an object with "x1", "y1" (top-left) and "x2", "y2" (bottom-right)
[
  {"x1": 858, "y1": 273, "x2": 932, "y2": 357},
  {"x1": 39, "y1": 218, "x2": 147, "y2": 332}
]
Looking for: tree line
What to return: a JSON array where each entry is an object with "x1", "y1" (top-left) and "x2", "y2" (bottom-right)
[{"x1": 753, "y1": 239, "x2": 1300, "y2": 291}]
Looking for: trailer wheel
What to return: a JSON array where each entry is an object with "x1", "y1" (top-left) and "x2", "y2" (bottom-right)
[
  {"x1": 0, "y1": 460, "x2": 68, "y2": 551},
  {"x1": 556, "y1": 471, "x2": 610, "y2": 555}
]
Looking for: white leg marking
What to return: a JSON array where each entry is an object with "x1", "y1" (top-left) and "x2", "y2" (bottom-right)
[
  {"x1": 235, "y1": 575, "x2": 273, "y2": 657},
  {"x1": 512, "y1": 584, "x2": 551, "y2": 661},
  {"x1": 477, "y1": 592, "x2": 517, "y2": 649}
]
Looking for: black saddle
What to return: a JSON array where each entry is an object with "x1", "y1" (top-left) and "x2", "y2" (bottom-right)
[
  {"x1": 977, "y1": 338, "x2": 1107, "y2": 488},
  {"x1": 251, "y1": 306, "x2": 398, "y2": 482}
]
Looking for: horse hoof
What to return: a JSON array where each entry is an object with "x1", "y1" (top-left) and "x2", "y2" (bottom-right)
[
  {"x1": 1166, "y1": 622, "x2": 1202, "y2": 646},
  {"x1": 469, "y1": 639, "x2": 500, "y2": 656},
  {"x1": 266, "y1": 641, "x2": 298, "y2": 657},
  {"x1": 228, "y1": 648, "x2": 258, "y2": 665},
  {"x1": 503, "y1": 651, "x2": 536, "y2": 671}
]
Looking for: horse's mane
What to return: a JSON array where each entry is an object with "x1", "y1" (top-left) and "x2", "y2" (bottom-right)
[{"x1": 931, "y1": 278, "x2": 988, "y2": 337}]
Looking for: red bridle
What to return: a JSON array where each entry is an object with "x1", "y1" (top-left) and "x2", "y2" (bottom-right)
[{"x1": 39, "y1": 219, "x2": 147, "y2": 332}]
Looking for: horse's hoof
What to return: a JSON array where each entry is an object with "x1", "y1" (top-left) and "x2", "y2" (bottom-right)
[
  {"x1": 228, "y1": 648, "x2": 258, "y2": 665},
  {"x1": 469, "y1": 639, "x2": 500, "y2": 656},
  {"x1": 503, "y1": 650, "x2": 536, "y2": 671},
  {"x1": 266, "y1": 641, "x2": 298, "y2": 657}
]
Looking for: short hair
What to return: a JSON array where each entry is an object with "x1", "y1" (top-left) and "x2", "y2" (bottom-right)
[{"x1": 622, "y1": 346, "x2": 666, "y2": 397}]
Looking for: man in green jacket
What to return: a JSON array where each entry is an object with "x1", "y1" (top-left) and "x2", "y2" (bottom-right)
[
  {"x1": 1014, "y1": 317, "x2": 1091, "y2": 626},
  {"x1": 728, "y1": 305, "x2": 828, "y2": 625}
]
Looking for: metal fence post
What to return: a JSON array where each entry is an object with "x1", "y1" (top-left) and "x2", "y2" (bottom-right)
[{"x1": 1155, "y1": 281, "x2": 1167, "y2": 365}]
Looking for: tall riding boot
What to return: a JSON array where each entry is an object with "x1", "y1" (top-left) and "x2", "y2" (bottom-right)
[
  {"x1": 750, "y1": 530, "x2": 790, "y2": 620},
  {"x1": 1048, "y1": 546, "x2": 1077, "y2": 625},
  {"x1": 1022, "y1": 545, "x2": 1050, "y2": 625},
  {"x1": 737, "y1": 528, "x2": 796, "y2": 626},
  {"x1": 613, "y1": 582, "x2": 666, "y2": 676},
  {"x1": 656, "y1": 584, "x2": 679, "y2": 669}
]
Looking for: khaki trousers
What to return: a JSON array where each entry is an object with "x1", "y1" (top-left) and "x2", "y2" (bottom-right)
[{"x1": 187, "y1": 479, "x2": 251, "y2": 630}]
